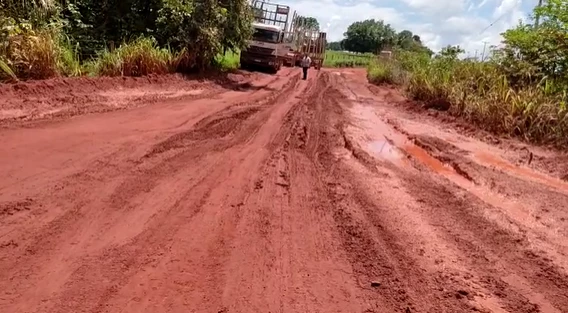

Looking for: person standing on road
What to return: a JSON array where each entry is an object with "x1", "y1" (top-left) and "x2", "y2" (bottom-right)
[{"x1": 301, "y1": 54, "x2": 311, "y2": 80}]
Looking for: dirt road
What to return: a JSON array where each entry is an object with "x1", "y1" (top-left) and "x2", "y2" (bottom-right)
[{"x1": 1, "y1": 68, "x2": 567, "y2": 313}]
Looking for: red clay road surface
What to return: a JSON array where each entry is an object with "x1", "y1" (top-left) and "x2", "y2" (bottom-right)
[{"x1": 1, "y1": 68, "x2": 568, "y2": 313}]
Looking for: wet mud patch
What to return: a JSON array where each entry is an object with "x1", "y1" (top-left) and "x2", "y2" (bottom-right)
[
  {"x1": 401, "y1": 170, "x2": 568, "y2": 311},
  {"x1": 145, "y1": 106, "x2": 261, "y2": 158},
  {"x1": 144, "y1": 73, "x2": 300, "y2": 159},
  {"x1": 0, "y1": 199, "x2": 34, "y2": 218}
]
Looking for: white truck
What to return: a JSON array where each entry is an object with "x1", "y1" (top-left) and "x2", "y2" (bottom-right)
[
  {"x1": 241, "y1": 1, "x2": 327, "y2": 73},
  {"x1": 240, "y1": 1, "x2": 292, "y2": 73}
]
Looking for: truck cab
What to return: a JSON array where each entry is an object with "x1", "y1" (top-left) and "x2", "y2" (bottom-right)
[{"x1": 240, "y1": 22, "x2": 285, "y2": 73}]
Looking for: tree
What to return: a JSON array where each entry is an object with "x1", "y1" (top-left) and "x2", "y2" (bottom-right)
[
  {"x1": 497, "y1": 0, "x2": 568, "y2": 86},
  {"x1": 396, "y1": 30, "x2": 414, "y2": 49},
  {"x1": 342, "y1": 19, "x2": 396, "y2": 53},
  {"x1": 295, "y1": 16, "x2": 319, "y2": 30},
  {"x1": 437, "y1": 45, "x2": 464, "y2": 59},
  {"x1": 156, "y1": 0, "x2": 253, "y2": 70},
  {"x1": 327, "y1": 41, "x2": 343, "y2": 51}
]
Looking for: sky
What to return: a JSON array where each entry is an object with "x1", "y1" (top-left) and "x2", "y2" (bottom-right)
[{"x1": 275, "y1": 0, "x2": 537, "y2": 57}]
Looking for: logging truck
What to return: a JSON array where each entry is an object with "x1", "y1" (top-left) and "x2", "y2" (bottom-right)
[{"x1": 240, "y1": 1, "x2": 327, "y2": 73}]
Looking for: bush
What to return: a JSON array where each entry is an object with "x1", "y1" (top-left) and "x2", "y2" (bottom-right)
[
  {"x1": 214, "y1": 50, "x2": 240, "y2": 71},
  {"x1": 92, "y1": 37, "x2": 175, "y2": 77},
  {"x1": 0, "y1": 18, "x2": 82, "y2": 81},
  {"x1": 367, "y1": 59, "x2": 406, "y2": 85},
  {"x1": 0, "y1": 57, "x2": 17, "y2": 81}
]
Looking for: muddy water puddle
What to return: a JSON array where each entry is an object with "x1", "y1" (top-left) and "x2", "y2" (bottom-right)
[
  {"x1": 383, "y1": 113, "x2": 568, "y2": 194},
  {"x1": 367, "y1": 140, "x2": 404, "y2": 161},
  {"x1": 347, "y1": 102, "x2": 546, "y2": 222}
]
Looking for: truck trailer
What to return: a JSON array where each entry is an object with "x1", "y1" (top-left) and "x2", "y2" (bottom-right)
[
  {"x1": 286, "y1": 12, "x2": 327, "y2": 69},
  {"x1": 241, "y1": 1, "x2": 327, "y2": 73}
]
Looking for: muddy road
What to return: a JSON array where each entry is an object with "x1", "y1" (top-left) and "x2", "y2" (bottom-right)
[{"x1": 1, "y1": 68, "x2": 568, "y2": 313}]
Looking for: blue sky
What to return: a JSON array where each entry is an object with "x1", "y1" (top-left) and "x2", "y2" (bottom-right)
[{"x1": 276, "y1": 0, "x2": 536, "y2": 56}]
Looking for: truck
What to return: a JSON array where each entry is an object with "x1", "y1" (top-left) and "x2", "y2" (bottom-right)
[
  {"x1": 286, "y1": 13, "x2": 327, "y2": 70},
  {"x1": 240, "y1": 1, "x2": 292, "y2": 73},
  {"x1": 240, "y1": 1, "x2": 327, "y2": 73}
]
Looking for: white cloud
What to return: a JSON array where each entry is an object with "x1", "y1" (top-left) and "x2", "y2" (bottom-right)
[
  {"x1": 400, "y1": 0, "x2": 467, "y2": 16},
  {"x1": 493, "y1": 0, "x2": 521, "y2": 19}
]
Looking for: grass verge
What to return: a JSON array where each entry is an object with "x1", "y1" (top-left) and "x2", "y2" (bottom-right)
[
  {"x1": 324, "y1": 51, "x2": 373, "y2": 68},
  {"x1": 367, "y1": 53, "x2": 568, "y2": 147},
  {"x1": 91, "y1": 37, "x2": 176, "y2": 77}
]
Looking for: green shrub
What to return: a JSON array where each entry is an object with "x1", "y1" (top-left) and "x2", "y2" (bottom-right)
[
  {"x1": 0, "y1": 18, "x2": 82, "y2": 81},
  {"x1": 214, "y1": 50, "x2": 240, "y2": 70},
  {"x1": 367, "y1": 60, "x2": 406, "y2": 85},
  {"x1": 93, "y1": 37, "x2": 175, "y2": 77},
  {"x1": 0, "y1": 57, "x2": 17, "y2": 81}
]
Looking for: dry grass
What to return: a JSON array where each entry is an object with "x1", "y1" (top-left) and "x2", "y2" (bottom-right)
[
  {"x1": 91, "y1": 37, "x2": 176, "y2": 77},
  {"x1": 367, "y1": 53, "x2": 568, "y2": 147}
]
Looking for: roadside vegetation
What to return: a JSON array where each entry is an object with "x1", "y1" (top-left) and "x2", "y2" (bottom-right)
[
  {"x1": 367, "y1": 1, "x2": 568, "y2": 147},
  {"x1": 323, "y1": 51, "x2": 373, "y2": 68},
  {"x1": 0, "y1": 0, "x2": 253, "y2": 82}
]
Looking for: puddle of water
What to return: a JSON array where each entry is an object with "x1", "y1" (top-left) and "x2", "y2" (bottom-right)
[
  {"x1": 475, "y1": 152, "x2": 568, "y2": 193},
  {"x1": 368, "y1": 140, "x2": 403, "y2": 161},
  {"x1": 367, "y1": 139, "x2": 408, "y2": 165}
]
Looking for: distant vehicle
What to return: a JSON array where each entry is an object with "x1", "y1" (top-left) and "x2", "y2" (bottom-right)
[
  {"x1": 283, "y1": 12, "x2": 326, "y2": 70},
  {"x1": 241, "y1": 1, "x2": 327, "y2": 73},
  {"x1": 240, "y1": 1, "x2": 291, "y2": 73},
  {"x1": 240, "y1": 22, "x2": 286, "y2": 73}
]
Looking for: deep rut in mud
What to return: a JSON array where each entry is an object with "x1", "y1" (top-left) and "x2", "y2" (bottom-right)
[{"x1": 1, "y1": 68, "x2": 568, "y2": 313}]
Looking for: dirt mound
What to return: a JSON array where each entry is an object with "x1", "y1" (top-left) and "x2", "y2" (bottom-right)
[{"x1": 0, "y1": 70, "x2": 262, "y2": 125}]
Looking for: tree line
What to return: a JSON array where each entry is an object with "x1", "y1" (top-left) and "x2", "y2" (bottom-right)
[
  {"x1": 326, "y1": 19, "x2": 433, "y2": 56},
  {"x1": 1, "y1": 0, "x2": 253, "y2": 71}
]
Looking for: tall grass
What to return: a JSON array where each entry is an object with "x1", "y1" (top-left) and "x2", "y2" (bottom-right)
[
  {"x1": 92, "y1": 37, "x2": 176, "y2": 77},
  {"x1": 0, "y1": 20, "x2": 82, "y2": 81},
  {"x1": 214, "y1": 50, "x2": 240, "y2": 70},
  {"x1": 367, "y1": 54, "x2": 568, "y2": 146},
  {"x1": 0, "y1": 58, "x2": 17, "y2": 81},
  {"x1": 367, "y1": 59, "x2": 406, "y2": 85}
]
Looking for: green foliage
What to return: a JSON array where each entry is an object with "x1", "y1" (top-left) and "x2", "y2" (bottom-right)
[
  {"x1": 295, "y1": 16, "x2": 319, "y2": 30},
  {"x1": 437, "y1": 45, "x2": 464, "y2": 60},
  {"x1": 0, "y1": 0, "x2": 254, "y2": 80},
  {"x1": 327, "y1": 41, "x2": 343, "y2": 51},
  {"x1": 155, "y1": 0, "x2": 252, "y2": 71},
  {"x1": 367, "y1": 60, "x2": 405, "y2": 85},
  {"x1": 92, "y1": 36, "x2": 175, "y2": 76},
  {"x1": 367, "y1": 49, "x2": 568, "y2": 146},
  {"x1": 342, "y1": 19, "x2": 396, "y2": 53},
  {"x1": 0, "y1": 58, "x2": 17, "y2": 81},
  {"x1": 324, "y1": 51, "x2": 373, "y2": 68},
  {"x1": 497, "y1": 0, "x2": 568, "y2": 88},
  {"x1": 362, "y1": 0, "x2": 568, "y2": 147},
  {"x1": 0, "y1": 17, "x2": 81, "y2": 81},
  {"x1": 342, "y1": 19, "x2": 431, "y2": 55},
  {"x1": 215, "y1": 50, "x2": 240, "y2": 70}
]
